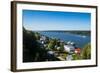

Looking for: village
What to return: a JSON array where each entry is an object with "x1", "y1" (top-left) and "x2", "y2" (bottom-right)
[{"x1": 35, "y1": 32, "x2": 81, "y2": 61}]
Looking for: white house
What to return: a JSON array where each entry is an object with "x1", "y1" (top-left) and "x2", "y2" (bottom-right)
[
  {"x1": 64, "y1": 45, "x2": 75, "y2": 52},
  {"x1": 40, "y1": 36, "x2": 46, "y2": 41}
]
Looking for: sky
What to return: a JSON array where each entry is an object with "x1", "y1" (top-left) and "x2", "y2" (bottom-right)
[{"x1": 23, "y1": 10, "x2": 91, "y2": 31}]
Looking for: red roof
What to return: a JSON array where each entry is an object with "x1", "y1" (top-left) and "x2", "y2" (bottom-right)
[{"x1": 75, "y1": 48, "x2": 81, "y2": 54}]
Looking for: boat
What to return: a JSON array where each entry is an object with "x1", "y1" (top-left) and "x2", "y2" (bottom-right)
[{"x1": 82, "y1": 35, "x2": 86, "y2": 38}]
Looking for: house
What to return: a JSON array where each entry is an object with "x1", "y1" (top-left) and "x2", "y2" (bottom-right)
[
  {"x1": 64, "y1": 44, "x2": 75, "y2": 53},
  {"x1": 74, "y1": 48, "x2": 81, "y2": 54},
  {"x1": 40, "y1": 35, "x2": 47, "y2": 44}
]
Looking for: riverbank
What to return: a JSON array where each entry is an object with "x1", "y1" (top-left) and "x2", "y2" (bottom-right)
[
  {"x1": 23, "y1": 27, "x2": 91, "y2": 62},
  {"x1": 38, "y1": 31, "x2": 90, "y2": 48},
  {"x1": 35, "y1": 32, "x2": 82, "y2": 61}
]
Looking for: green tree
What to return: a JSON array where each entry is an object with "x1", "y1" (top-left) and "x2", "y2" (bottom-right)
[
  {"x1": 23, "y1": 27, "x2": 47, "y2": 62},
  {"x1": 47, "y1": 39, "x2": 57, "y2": 50},
  {"x1": 59, "y1": 43, "x2": 64, "y2": 52},
  {"x1": 72, "y1": 53, "x2": 80, "y2": 60},
  {"x1": 34, "y1": 32, "x2": 40, "y2": 40},
  {"x1": 81, "y1": 43, "x2": 91, "y2": 59}
]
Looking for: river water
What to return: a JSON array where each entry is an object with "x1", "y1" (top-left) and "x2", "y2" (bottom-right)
[{"x1": 39, "y1": 31, "x2": 90, "y2": 48}]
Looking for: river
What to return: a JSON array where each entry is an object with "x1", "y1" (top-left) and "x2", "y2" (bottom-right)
[{"x1": 38, "y1": 31, "x2": 90, "y2": 48}]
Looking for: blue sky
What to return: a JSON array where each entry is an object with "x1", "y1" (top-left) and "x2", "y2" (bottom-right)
[{"x1": 23, "y1": 10, "x2": 91, "y2": 31}]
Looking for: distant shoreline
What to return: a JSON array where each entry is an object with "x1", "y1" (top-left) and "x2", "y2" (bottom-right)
[
  {"x1": 31, "y1": 30, "x2": 90, "y2": 32},
  {"x1": 34, "y1": 31, "x2": 91, "y2": 36}
]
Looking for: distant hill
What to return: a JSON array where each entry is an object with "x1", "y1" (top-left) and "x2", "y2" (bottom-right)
[
  {"x1": 65, "y1": 31, "x2": 90, "y2": 36},
  {"x1": 35, "y1": 30, "x2": 91, "y2": 36}
]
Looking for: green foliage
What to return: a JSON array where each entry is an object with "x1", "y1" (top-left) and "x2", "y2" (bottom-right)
[
  {"x1": 47, "y1": 39, "x2": 56, "y2": 50},
  {"x1": 81, "y1": 43, "x2": 91, "y2": 59},
  {"x1": 23, "y1": 27, "x2": 91, "y2": 62},
  {"x1": 34, "y1": 32, "x2": 40, "y2": 40},
  {"x1": 59, "y1": 43, "x2": 64, "y2": 51},
  {"x1": 47, "y1": 38, "x2": 64, "y2": 51},
  {"x1": 72, "y1": 53, "x2": 80, "y2": 60},
  {"x1": 23, "y1": 27, "x2": 47, "y2": 62},
  {"x1": 59, "y1": 53, "x2": 67, "y2": 59}
]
